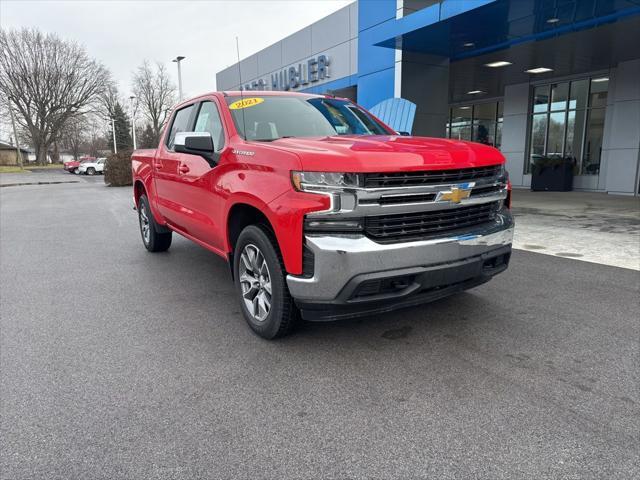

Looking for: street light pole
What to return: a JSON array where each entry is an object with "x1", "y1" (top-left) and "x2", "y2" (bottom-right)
[
  {"x1": 129, "y1": 95, "x2": 137, "y2": 150},
  {"x1": 172, "y1": 56, "x2": 185, "y2": 101},
  {"x1": 111, "y1": 117, "x2": 118, "y2": 154}
]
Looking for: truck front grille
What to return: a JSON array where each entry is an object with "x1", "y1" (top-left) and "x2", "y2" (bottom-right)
[
  {"x1": 364, "y1": 202, "x2": 500, "y2": 243},
  {"x1": 363, "y1": 165, "x2": 502, "y2": 188}
]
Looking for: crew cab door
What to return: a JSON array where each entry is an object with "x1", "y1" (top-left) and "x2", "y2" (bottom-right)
[
  {"x1": 154, "y1": 99, "x2": 227, "y2": 250},
  {"x1": 154, "y1": 103, "x2": 197, "y2": 231},
  {"x1": 171, "y1": 99, "x2": 227, "y2": 249}
]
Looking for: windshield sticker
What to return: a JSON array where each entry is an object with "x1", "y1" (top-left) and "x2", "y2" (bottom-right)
[{"x1": 229, "y1": 97, "x2": 264, "y2": 110}]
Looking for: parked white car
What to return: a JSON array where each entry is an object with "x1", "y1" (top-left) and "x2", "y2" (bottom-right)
[{"x1": 77, "y1": 158, "x2": 106, "y2": 175}]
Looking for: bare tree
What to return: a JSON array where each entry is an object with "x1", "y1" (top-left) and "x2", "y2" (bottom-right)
[
  {"x1": 59, "y1": 115, "x2": 87, "y2": 161},
  {"x1": 132, "y1": 61, "x2": 176, "y2": 144},
  {"x1": 98, "y1": 78, "x2": 121, "y2": 121},
  {"x1": 0, "y1": 28, "x2": 110, "y2": 165}
]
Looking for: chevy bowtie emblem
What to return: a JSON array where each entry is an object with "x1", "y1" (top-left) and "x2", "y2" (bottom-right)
[{"x1": 438, "y1": 186, "x2": 472, "y2": 203}]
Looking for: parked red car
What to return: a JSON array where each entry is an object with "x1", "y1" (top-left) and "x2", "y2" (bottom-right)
[
  {"x1": 64, "y1": 156, "x2": 95, "y2": 173},
  {"x1": 131, "y1": 91, "x2": 513, "y2": 339}
]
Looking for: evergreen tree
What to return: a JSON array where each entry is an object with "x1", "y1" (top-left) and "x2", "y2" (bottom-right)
[
  {"x1": 107, "y1": 102, "x2": 133, "y2": 152},
  {"x1": 138, "y1": 123, "x2": 157, "y2": 149}
]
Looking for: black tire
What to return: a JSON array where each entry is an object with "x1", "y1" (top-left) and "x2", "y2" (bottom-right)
[
  {"x1": 87, "y1": 167, "x2": 96, "y2": 175},
  {"x1": 234, "y1": 224, "x2": 298, "y2": 339},
  {"x1": 138, "y1": 194, "x2": 172, "y2": 252}
]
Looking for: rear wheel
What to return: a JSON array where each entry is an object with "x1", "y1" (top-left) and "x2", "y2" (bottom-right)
[
  {"x1": 234, "y1": 225, "x2": 297, "y2": 339},
  {"x1": 138, "y1": 194, "x2": 172, "y2": 252}
]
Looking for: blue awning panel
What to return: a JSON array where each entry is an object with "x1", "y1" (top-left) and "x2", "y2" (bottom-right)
[{"x1": 374, "y1": 0, "x2": 640, "y2": 60}]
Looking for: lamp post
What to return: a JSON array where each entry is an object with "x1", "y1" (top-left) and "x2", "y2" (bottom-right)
[
  {"x1": 129, "y1": 95, "x2": 137, "y2": 150},
  {"x1": 172, "y1": 56, "x2": 185, "y2": 101},
  {"x1": 111, "y1": 117, "x2": 117, "y2": 154}
]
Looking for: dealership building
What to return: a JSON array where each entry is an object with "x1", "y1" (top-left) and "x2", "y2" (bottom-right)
[{"x1": 216, "y1": 0, "x2": 640, "y2": 195}]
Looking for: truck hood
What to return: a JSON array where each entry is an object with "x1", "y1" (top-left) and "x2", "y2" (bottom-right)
[{"x1": 262, "y1": 135, "x2": 504, "y2": 172}]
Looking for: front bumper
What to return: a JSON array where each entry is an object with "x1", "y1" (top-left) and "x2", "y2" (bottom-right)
[{"x1": 286, "y1": 211, "x2": 514, "y2": 320}]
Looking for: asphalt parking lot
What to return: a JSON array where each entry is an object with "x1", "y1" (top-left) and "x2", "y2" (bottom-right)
[{"x1": 1, "y1": 171, "x2": 639, "y2": 479}]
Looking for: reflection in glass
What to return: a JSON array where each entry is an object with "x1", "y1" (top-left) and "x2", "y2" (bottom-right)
[
  {"x1": 533, "y1": 85, "x2": 550, "y2": 113},
  {"x1": 583, "y1": 108, "x2": 605, "y2": 174},
  {"x1": 472, "y1": 103, "x2": 496, "y2": 146},
  {"x1": 526, "y1": 75, "x2": 609, "y2": 176},
  {"x1": 569, "y1": 79, "x2": 588, "y2": 110},
  {"x1": 550, "y1": 82, "x2": 569, "y2": 111},
  {"x1": 565, "y1": 109, "x2": 586, "y2": 166},
  {"x1": 450, "y1": 125, "x2": 472, "y2": 141},
  {"x1": 547, "y1": 111, "x2": 566, "y2": 156},
  {"x1": 529, "y1": 113, "x2": 547, "y2": 172},
  {"x1": 450, "y1": 106, "x2": 472, "y2": 140},
  {"x1": 589, "y1": 79, "x2": 609, "y2": 108}
]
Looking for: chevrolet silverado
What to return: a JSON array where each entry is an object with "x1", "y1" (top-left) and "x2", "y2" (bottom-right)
[{"x1": 131, "y1": 91, "x2": 513, "y2": 339}]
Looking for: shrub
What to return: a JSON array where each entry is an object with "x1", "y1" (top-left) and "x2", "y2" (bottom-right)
[
  {"x1": 531, "y1": 155, "x2": 575, "y2": 175},
  {"x1": 104, "y1": 150, "x2": 133, "y2": 186}
]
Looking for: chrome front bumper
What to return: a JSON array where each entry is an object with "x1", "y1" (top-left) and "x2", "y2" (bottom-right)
[{"x1": 286, "y1": 211, "x2": 514, "y2": 303}]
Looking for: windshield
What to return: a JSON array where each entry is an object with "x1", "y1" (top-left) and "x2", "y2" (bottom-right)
[{"x1": 225, "y1": 95, "x2": 391, "y2": 141}]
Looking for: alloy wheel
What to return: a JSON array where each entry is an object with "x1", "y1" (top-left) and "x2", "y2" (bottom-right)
[
  {"x1": 139, "y1": 203, "x2": 150, "y2": 244},
  {"x1": 238, "y1": 244, "x2": 272, "y2": 322}
]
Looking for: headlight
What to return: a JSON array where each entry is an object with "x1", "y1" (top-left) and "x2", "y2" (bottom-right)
[
  {"x1": 498, "y1": 163, "x2": 509, "y2": 182},
  {"x1": 291, "y1": 171, "x2": 361, "y2": 191}
]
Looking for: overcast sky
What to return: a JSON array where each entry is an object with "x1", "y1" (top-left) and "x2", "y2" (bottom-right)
[{"x1": 0, "y1": 0, "x2": 352, "y2": 98}]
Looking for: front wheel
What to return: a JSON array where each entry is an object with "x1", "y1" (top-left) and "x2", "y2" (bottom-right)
[
  {"x1": 234, "y1": 225, "x2": 298, "y2": 339},
  {"x1": 138, "y1": 194, "x2": 172, "y2": 252},
  {"x1": 87, "y1": 167, "x2": 96, "y2": 176}
]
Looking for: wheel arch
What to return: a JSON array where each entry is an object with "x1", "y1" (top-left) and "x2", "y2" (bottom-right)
[
  {"x1": 226, "y1": 202, "x2": 280, "y2": 279},
  {"x1": 133, "y1": 180, "x2": 146, "y2": 207}
]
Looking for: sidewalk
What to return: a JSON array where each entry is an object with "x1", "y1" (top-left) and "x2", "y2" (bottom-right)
[{"x1": 512, "y1": 189, "x2": 640, "y2": 270}]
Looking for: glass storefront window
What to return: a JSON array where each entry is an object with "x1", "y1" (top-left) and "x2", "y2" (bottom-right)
[
  {"x1": 583, "y1": 107, "x2": 606, "y2": 174},
  {"x1": 529, "y1": 113, "x2": 547, "y2": 165},
  {"x1": 446, "y1": 101, "x2": 503, "y2": 149},
  {"x1": 533, "y1": 86, "x2": 550, "y2": 113},
  {"x1": 565, "y1": 109, "x2": 586, "y2": 166},
  {"x1": 449, "y1": 106, "x2": 472, "y2": 141},
  {"x1": 472, "y1": 102, "x2": 497, "y2": 146},
  {"x1": 550, "y1": 83, "x2": 568, "y2": 111},
  {"x1": 547, "y1": 111, "x2": 566, "y2": 156},
  {"x1": 526, "y1": 75, "x2": 609, "y2": 175},
  {"x1": 589, "y1": 78, "x2": 609, "y2": 108},
  {"x1": 569, "y1": 79, "x2": 588, "y2": 110}
]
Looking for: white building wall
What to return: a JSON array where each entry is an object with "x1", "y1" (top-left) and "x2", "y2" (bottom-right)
[
  {"x1": 602, "y1": 59, "x2": 640, "y2": 195},
  {"x1": 216, "y1": 3, "x2": 358, "y2": 92},
  {"x1": 500, "y1": 83, "x2": 530, "y2": 188}
]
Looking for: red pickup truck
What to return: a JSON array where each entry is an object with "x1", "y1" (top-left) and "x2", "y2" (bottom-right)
[{"x1": 132, "y1": 91, "x2": 513, "y2": 339}]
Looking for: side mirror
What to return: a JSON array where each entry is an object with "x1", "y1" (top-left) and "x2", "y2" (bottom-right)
[{"x1": 174, "y1": 132, "x2": 215, "y2": 164}]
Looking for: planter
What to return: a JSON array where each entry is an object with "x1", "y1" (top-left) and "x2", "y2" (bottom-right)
[{"x1": 531, "y1": 158, "x2": 574, "y2": 192}]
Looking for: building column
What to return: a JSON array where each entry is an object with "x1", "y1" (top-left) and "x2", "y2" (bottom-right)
[
  {"x1": 601, "y1": 59, "x2": 640, "y2": 195},
  {"x1": 500, "y1": 83, "x2": 530, "y2": 187},
  {"x1": 399, "y1": 52, "x2": 449, "y2": 137}
]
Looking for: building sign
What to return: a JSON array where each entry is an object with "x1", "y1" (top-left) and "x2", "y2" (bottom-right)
[{"x1": 243, "y1": 55, "x2": 331, "y2": 91}]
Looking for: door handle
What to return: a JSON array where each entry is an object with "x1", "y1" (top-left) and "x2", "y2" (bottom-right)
[{"x1": 179, "y1": 165, "x2": 190, "y2": 174}]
